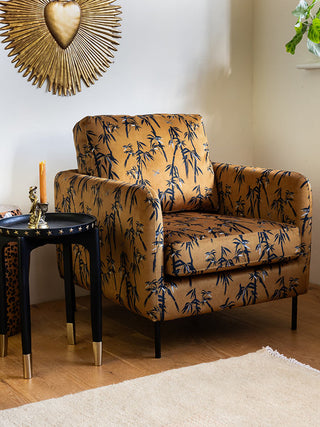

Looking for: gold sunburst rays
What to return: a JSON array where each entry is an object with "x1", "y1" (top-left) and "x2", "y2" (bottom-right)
[{"x1": 0, "y1": 0, "x2": 121, "y2": 96}]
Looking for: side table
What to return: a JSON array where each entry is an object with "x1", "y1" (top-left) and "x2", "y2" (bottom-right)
[
  {"x1": 0, "y1": 205, "x2": 22, "y2": 339},
  {"x1": 0, "y1": 212, "x2": 102, "y2": 379}
]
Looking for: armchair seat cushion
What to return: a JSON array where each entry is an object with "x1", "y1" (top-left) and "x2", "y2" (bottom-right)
[{"x1": 163, "y1": 212, "x2": 301, "y2": 277}]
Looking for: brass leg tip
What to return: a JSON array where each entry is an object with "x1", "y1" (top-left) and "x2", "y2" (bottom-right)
[
  {"x1": 0, "y1": 334, "x2": 8, "y2": 357},
  {"x1": 92, "y1": 341, "x2": 102, "y2": 366},
  {"x1": 23, "y1": 354, "x2": 32, "y2": 379},
  {"x1": 66, "y1": 323, "x2": 76, "y2": 345}
]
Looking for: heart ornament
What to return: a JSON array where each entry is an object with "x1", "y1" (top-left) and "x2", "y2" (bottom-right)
[{"x1": 44, "y1": 0, "x2": 81, "y2": 49}]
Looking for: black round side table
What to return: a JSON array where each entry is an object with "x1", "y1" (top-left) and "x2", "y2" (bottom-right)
[{"x1": 0, "y1": 213, "x2": 102, "y2": 379}]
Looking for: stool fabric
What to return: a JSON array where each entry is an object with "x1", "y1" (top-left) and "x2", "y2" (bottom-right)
[{"x1": 0, "y1": 206, "x2": 21, "y2": 337}]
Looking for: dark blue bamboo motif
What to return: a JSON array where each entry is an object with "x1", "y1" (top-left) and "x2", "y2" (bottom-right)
[
  {"x1": 152, "y1": 223, "x2": 164, "y2": 272},
  {"x1": 145, "y1": 273, "x2": 179, "y2": 321},
  {"x1": 121, "y1": 116, "x2": 141, "y2": 138},
  {"x1": 92, "y1": 116, "x2": 121, "y2": 179},
  {"x1": 167, "y1": 235, "x2": 199, "y2": 276},
  {"x1": 256, "y1": 230, "x2": 277, "y2": 263},
  {"x1": 220, "y1": 298, "x2": 235, "y2": 310},
  {"x1": 301, "y1": 206, "x2": 311, "y2": 236},
  {"x1": 189, "y1": 185, "x2": 215, "y2": 209},
  {"x1": 207, "y1": 244, "x2": 238, "y2": 271},
  {"x1": 123, "y1": 132, "x2": 167, "y2": 187},
  {"x1": 233, "y1": 235, "x2": 251, "y2": 264},
  {"x1": 274, "y1": 226, "x2": 291, "y2": 257},
  {"x1": 272, "y1": 275, "x2": 299, "y2": 300},
  {"x1": 216, "y1": 272, "x2": 233, "y2": 295},
  {"x1": 117, "y1": 251, "x2": 141, "y2": 312},
  {"x1": 235, "y1": 196, "x2": 245, "y2": 217},
  {"x1": 237, "y1": 269, "x2": 269, "y2": 305},
  {"x1": 161, "y1": 124, "x2": 203, "y2": 210},
  {"x1": 271, "y1": 188, "x2": 296, "y2": 224},
  {"x1": 72, "y1": 244, "x2": 90, "y2": 288},
  {"x1": 138, "y1": 115, "x2": 161, "y2": 134},
  {"x1": 182, "y1": 288, "x2": 213, "y2": 315},
  {"x1": 272, "y1": 276, "x2": 287, "y2": 299}
]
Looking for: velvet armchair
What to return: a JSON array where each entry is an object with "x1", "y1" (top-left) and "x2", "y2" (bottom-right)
[{"x1": 55, "y1": 114, "x2": 312, "y2": 357}]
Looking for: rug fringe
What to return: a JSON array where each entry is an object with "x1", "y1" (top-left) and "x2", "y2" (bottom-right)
[{"x1": 263, "y1": 346, "x2": 320, "y2": 373}]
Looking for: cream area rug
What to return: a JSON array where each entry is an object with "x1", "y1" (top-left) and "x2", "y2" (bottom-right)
[{"x1": 1, "y1": 347, "x2": 319, "y2": 426}]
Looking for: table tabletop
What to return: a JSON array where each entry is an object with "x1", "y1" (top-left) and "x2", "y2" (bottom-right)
[{"x1": 0, "y1": 213, "x2": 97, "y2": 238}]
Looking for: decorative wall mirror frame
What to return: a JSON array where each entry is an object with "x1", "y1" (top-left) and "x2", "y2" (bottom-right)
[{"x1": 0, "y1": 0, "x2": 122, "y2": 96}]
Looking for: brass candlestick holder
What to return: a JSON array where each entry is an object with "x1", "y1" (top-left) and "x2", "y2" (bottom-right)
[{"x1": 28, "y1": 186, "x2": 49, "y2": 229}]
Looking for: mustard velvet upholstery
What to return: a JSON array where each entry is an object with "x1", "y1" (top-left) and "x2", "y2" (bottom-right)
[
  {"x1": 163, "y1": 212, "x2": 301, "y2": 276},
  {"x1": 54, "y1": 114, "x2": 312, "y2": 328},
  {"x1": 73, "y1": 114, "x2": 216, "y2": 212}
]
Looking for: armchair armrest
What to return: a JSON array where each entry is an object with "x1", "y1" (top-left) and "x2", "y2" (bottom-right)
[
  {"x1": 213, "y1": 162, "x2": 312, "y2": 273},
  {"x1": 54, "y1": 170, "x2": 164, "y2": 319}
]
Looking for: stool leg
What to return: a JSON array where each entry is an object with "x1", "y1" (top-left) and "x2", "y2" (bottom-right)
[
  {"x1": 0, "y1": 243, "x2": 8, "y2": 357},
  {"x1": 18, "y1": 238, "x2": 32, "y2": 379},
  {"x1": 63, "y1": 243, "x2": 76, "y2": 345},
  {"x1": 87, "y1": 228, "x2": 102, "y2": 366}
]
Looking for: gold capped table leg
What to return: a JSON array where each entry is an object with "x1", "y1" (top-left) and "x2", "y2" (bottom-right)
[
  {"x1": 23, "y1": 354, "x2": 32, "y2": 379},
  {"x1": 92, "y1": 341, "x2": 102, "y2": 366},
  {"x1": 0, "y1": 334, "x2": 8, "y2": 357},
  {"x1": 66, "y1": 322, "x2": 76, "y2": 345}
]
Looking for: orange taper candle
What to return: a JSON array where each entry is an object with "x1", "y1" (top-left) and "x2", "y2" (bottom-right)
[{"x1": 39, "y1": 161, "x2": 47, "y2": 204}]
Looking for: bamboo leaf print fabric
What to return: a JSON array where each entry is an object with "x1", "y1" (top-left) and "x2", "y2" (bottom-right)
[
  {"x1": 163, "y1": 212, "x2": 301, "y2": 276},
  {"x1": 55, "y1": 114, "x2": 312, "y2": 322},
  {"x1": 73, "y1": 114, "x2": 216, "y2": 212}
]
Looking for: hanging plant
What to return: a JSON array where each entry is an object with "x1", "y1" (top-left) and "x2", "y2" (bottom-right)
[{"x1": 286, "y1": 0, "x2": 320, "y2": 56}]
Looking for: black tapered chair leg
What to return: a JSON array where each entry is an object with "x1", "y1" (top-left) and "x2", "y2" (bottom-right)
[
  {"x1": 291, "y1": 296, "x2": 298, "y2": 331},
  {"x1": 154, "y1": 321, "x2": 161, "y2": 359}
]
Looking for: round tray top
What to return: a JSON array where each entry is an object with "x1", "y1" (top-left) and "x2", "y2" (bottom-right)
[{"x1": 0, "y1": 213, "x2": 97, "y2": 238}]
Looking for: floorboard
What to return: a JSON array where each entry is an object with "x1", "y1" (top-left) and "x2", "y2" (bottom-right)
[{"x1": 1, "y1": 285, "x2": 319, "y2": 410}]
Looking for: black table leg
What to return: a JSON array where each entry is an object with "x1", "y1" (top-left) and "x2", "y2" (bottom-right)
[
  {"x1": 63, "y1": 243, "x2": 76, "y2": 345},
  {"x1": 18, "y1": 237, "x2": 32, "y2": 379},
  {"x1": 0, "y1": 242, "x2": 8, "y2": 357},
  {"x1": 87, "y1": 228, "x2": 102, "y2": 366}
]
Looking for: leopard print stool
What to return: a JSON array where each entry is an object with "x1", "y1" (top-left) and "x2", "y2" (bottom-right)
[{"x1": 0, "y1": 206, "x2": 21, "y2": 336}]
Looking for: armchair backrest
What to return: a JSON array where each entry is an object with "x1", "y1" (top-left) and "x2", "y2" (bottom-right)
[{"x1": 73, "y1": 114, "x2": 215, "y2": 212}]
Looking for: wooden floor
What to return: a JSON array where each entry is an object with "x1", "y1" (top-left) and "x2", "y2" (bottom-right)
[{"x1": 1, "y1": 285, "x2": 320, "y2": 410}]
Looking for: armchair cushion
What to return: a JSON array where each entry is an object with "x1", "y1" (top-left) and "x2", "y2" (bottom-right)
[
  {"x1": 73, "y1": 114, "x2": 216, "y2": 212},
  {"x1": 164, "y1": 212, "x2": 301, "y2": 277}
]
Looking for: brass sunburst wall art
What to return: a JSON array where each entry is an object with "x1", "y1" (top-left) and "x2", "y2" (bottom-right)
[{"x1": 0, "y1": 0, "x2": 122, "y2": 96}]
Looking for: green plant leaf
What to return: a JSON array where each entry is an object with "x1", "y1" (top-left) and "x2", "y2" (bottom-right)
[
  {"x1": 308, "y1": 18, "x2": 320, "y2": 42},
  {"x1": 286, "y1": 24, "x2": 307, "y2": 54},
  {"x1": 307, "y1": 38, "x2": 320, "y2": 55},
  {"x1": 295, "y1": 21, "x2": 303, "y2": 33},
  {"x1": 292, "y1": 0, "x2": 309, "y2": 19},
  {"x1": 286, "y1": 33, "x2": 304, "y2": 54},
  {"x1": 295, "y1": 21, "x2": 308, "y2": 34}
]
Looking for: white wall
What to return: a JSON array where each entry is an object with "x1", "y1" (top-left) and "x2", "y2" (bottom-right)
[
  {"x1": 0, "y1": 0, "x2": 254, "y2": 303},
  {"x1": 253, "y1": 0, "x2": 320, "y2": 284}
]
